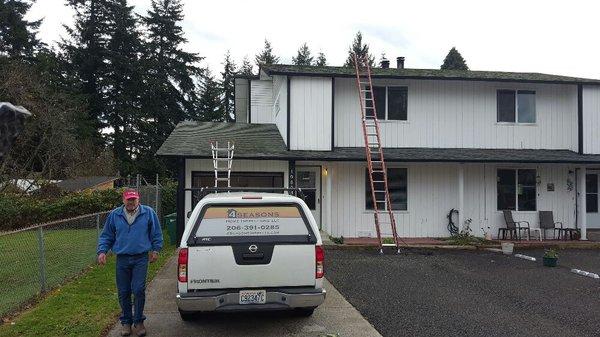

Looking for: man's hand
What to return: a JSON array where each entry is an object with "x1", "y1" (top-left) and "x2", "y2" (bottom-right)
[
  {"x1": 97, "y1": 253, "x2": 107, "y2": 266},
  {"x1": 149, "y1": 251, "x2": 159, "y2": 263}
]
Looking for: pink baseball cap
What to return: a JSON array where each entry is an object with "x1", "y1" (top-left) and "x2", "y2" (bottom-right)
[{"x1": 122, "y1": 189, "x2": 140, "y2": 200}]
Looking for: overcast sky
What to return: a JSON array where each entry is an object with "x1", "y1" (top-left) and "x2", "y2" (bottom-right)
[{"x1": 27, "y1": 0, "x2": 600, "y2": 79}]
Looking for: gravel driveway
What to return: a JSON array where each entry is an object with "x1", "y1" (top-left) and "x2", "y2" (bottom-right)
[{"x1": 326, "y1": 248, "x2": 600, "y2": 337}]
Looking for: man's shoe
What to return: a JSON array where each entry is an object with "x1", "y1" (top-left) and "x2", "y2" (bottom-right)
[
  {"x1": 135, "y1": 322, "x2": 146, "y2": 337},
  {"x1": 120, "y1": 324, "x2": 132, "y2": 336}
]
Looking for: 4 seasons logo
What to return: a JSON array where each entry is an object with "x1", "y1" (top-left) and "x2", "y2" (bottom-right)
[{"x1": 227, "y1": 208, "x2": 280, "y2": 219}]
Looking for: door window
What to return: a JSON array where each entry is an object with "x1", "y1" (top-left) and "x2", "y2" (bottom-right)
[{"x1": 587, "y1": 174, "x2": 598, "y2": 213}]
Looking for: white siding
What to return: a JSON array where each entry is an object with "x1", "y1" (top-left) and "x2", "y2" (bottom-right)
[
  {"x1": 290, "y1": 77, "x2": 332, "y2": 150},
  {"x1": 328, "y1": 162, "x2": 576, "y2": 238},
  {"x1": 334, "y1": 78, "x2": 578, "y2": 150},
  {"x1": 273, "y1": 75, "x2": 287, "y2": 145},
  {"x1": 184, "y1": 159, "x2": 288, "y2": 218},
  {"x1": 250, "y1": 80, "x2": 273, "y2": 123},
  {"x1": 583, "y1": 85, "x2": 600, "y2": 154}
]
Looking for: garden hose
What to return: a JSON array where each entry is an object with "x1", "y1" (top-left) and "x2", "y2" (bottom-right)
[{"x1": 447, "y1": 208, "x2": 459, "y2": 236}]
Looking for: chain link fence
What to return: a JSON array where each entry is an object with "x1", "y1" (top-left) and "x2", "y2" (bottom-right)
[{"x1": 0, "y1": 211, "x2": 109, "y2": 318}]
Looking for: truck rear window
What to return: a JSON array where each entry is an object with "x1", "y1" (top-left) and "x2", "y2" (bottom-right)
[{"x1": 188, "y1": 203, "x2": 315, "y2": 245}]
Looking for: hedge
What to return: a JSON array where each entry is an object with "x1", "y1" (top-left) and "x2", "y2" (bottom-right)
[
  {"x1": 0, "y1": 189, "x2": 122, "y2": 231},
  {"x1": 0, "y1": 181, "x2": 179, "y2": 231}
]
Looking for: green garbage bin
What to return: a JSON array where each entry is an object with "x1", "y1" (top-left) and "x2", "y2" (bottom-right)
[{"x1": 164, "y1": 213, "x2": 177, "y2": 246}]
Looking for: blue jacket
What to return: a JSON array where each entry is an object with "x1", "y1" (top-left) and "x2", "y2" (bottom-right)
[{"x1": 97, "y1": 205, "x2": 163, "y2": 255}]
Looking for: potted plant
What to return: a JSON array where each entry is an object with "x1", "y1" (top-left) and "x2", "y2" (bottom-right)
[{"x1": 543, "y1": 249, "x2": 558, "y2": 267}]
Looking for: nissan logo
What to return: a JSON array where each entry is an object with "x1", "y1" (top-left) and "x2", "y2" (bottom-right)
[{"x1": 248, "y1": 244, "x2": 258, "y2": 253}]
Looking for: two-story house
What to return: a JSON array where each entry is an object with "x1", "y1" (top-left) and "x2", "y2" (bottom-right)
[{"x1": 157, "y1": 58, "x2": 600, "y2": 242}]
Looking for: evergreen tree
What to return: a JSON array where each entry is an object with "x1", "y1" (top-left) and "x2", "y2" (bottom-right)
[
  {"x1": 197, "y1": 69, "x2": 226, "y2": 122},
  {"x1": 137, "y1": 0, "x2": 202, "y2": 175},
  {"x1": 61, "y1": 0, "x2": 114, "y2": 145},
  {"x1": 103, "y1": 0, "x2": 145, "y2": 175},
  {"x1": 0, "y1": 0, "x2": 42, "y2": 58},
  {"x1": 239, "y1": 55, "x2": 254, "y2": 76},
  {"x1": 441, "y1": 47, "x2": 469, "y2": 70},
  {"x1": 255, "y1": 39, "x2": 279, "y2": 67},
  {"x1": 292, "y1": 42, "x2": 313, "y2": 66},
  {"x1": 315, "y1": 51, "x2": 327, "y2": 67},
  {"x1": 344, "y1": 31, "x2": 375, "y2": 68},
  {"x1": 220, "y1": 50, "x2": 236, "y2": 121}
]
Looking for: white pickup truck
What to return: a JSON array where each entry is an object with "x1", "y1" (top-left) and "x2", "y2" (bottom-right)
[{"x1": 176, "y1": 192, "x2": 326, "y2": 320}]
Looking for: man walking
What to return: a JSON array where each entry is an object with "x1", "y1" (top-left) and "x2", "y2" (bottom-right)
[{"x1": 98, "y1": 189, "x2": 163, "y2": 337}]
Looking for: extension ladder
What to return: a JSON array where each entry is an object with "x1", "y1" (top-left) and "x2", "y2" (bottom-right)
[
  {"x1": 352, "y1": 54, "x2": 401, "y2": 254},
  {"x1": 210, "y1": 141, "x2": 234, "y2": 188}
]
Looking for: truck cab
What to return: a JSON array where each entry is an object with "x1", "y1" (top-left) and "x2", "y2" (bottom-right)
[{"x1": 176, "y1": 192, "x2": 326, "y2": 320}]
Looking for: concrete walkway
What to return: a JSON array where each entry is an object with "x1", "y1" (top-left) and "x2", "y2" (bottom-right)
[{"x1": 107, "y1": 256, "x2": 381, "y2": 337}]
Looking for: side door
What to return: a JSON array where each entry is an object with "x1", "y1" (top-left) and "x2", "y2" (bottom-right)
[{"x1": 297, "y1": 167, "x2": 321, "y2": 229}]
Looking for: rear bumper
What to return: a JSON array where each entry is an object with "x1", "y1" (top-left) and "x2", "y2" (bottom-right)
[{"x1": 176, "y1": 288, "x2": 326, "y2": 312}]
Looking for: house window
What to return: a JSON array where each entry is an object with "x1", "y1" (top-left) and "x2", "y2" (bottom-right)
[
  {"x1": 368, "y1": 86, "x2": 408, "y2": 121},
  {"x1": 497, "y1": 169, "x2": 537, "y2": 211},
  {"x1": 587, "y1": 174, "x2": 598, "y2": 213},
  {"x1": 497, "y1": 90, "x2": 536, "y2": 123},
  {"x1": 365, "y1": 168, "x2": 407, "y2": 211}
]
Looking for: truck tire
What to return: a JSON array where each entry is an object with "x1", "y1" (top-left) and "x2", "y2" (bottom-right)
[
  {"x1": 179, "y1": 309, "x2": 195, "y2": 321},
  {"x1": 294, "y1": 307, "x2": 315, "y2": 317}
]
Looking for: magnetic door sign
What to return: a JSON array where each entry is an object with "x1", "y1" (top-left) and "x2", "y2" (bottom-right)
[{"x1": 196, "y1": 206, "x2": 309, "y2": 237}]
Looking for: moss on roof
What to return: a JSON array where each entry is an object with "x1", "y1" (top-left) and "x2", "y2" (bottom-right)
[{"x1": 262, "y1": 64, "x2": 600, "y2": 85}]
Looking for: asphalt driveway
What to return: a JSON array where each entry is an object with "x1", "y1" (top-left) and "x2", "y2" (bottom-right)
[
  {"x1": 326, "y1": 248, "x2": 600, "y2": 337},
  {"x1": 106, "y1": 256, "x2": 381, "y2": 337}
]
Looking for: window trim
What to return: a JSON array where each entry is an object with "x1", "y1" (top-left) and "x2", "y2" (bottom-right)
[
  {"x1": 496, "y1": 168, "x2": 538, "y2": 212},
  {"x1": 364, "y1": 166, "x2": 409, "y2": 212},
  {"x1": 496, "y1": 89, "x2": 536, "y2": 124},
  {"x1": 371, "y1": 85, "x2": 408, "y2": 121}
]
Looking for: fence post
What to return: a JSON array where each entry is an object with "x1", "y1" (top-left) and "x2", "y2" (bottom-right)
[
  {"x1": 96, "y1": 214, "x2": 101, "y2": 238},
  {"x1": 36, "y1": 227, "x2": 47, "y2": 293},
  {"x1": 155, "y1": 174, "x2": 160, "y2": 217}
]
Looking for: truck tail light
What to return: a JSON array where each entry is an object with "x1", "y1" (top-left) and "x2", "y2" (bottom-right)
[
  {"x1": 178, "y1": 248, "x2": 188, "y2": 282},
  {"x1": 315, "y1": 245, "x2": 324, "y2": 279}
]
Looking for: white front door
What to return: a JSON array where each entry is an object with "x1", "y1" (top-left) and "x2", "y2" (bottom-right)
[
  {"x1": 297, "y1": 167, "x2": 321, "y2": 228},
  {"x1": 586, "y1": 171, "x2": 600, "y2": 229}
]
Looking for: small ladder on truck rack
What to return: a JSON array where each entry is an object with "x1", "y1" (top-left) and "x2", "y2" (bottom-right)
[
  {"x1": 352, "y1": 53, "x2": 401, "y2": 254},
  {"x1": 210, "y1": 141, "x2": 234, "y2": 188}
]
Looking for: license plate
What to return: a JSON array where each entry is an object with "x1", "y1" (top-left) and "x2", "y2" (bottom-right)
[{"x1": 239, "y1": 290, "x2": 266, "y2": 305}]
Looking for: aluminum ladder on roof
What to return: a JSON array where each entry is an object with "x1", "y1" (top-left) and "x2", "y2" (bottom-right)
[
  {"x1": 210, "y1": 141, "x2": 234, "y2": 188},
  {"x1": 352, "y1": 53, "x2": 401, "y2": 254}
]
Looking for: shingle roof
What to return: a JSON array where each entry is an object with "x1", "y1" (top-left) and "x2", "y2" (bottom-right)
[
  {"x1": 156, "y1": 121, "x2": 600, "y2": 163},
  {"x1": 261, "y1": 64, "x2": 600, "y2": 85},
  {"x1": 156, "y1": 121, "x2": 290, "y2": 158},
  {"x1": 56, "y1": 176, "x2": 118, "y2": 192}
]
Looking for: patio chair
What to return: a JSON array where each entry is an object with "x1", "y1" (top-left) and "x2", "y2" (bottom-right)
[
  {"x1": 498, "y1": 211, "x2": 530, "y2": 240},
  {"x1": 539, "y1": 211, "x2": 576, "y2": 240}
]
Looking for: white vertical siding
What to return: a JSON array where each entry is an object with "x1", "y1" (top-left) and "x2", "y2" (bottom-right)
[
  {"x1": 583, "y1": 85, "x2": 600, "y2": 154},
  {"x1": 250, "y1": 80, "x2": 274, "y2": 123},
  {"x1": 184, "y1": 159, "x2": 288, "y2": 218},
  {"x1": 334, "y1": 78, "x2": 578, "y2": 150},
  {"x1": 272, "y1": 75, "x2": 288, "y2": 145},
  {"x1": 328, "y1": 162, "x2": 576, "y2": 238},
  {"x1": 290, "y1": 77, "x2": 332, "y2": 150}
]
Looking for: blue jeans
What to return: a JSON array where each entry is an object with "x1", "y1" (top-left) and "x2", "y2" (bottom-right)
[{"x1": 116, "y1": 253, "x2": 148, "y2": 325}]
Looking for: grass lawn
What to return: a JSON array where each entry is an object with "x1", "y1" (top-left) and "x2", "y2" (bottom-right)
[
  {"x1": 0, "y1": 229, "x2": 175, "y2": 337},
  {"x1": 0, "y1": 228, "x2": 99, "y2": 317}
]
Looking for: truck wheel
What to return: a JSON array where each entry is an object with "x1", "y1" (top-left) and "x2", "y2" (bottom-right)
[
  {"x1": 179, "y1": 310, "x2": 195, "y2": 321},
  {"x1": 295, "y1": 307, "x2": 315, "y2": 317}
]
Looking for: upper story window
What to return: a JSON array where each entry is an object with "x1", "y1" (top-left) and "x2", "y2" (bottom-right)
[
  {"x1": 497, "y1": 90, "x2": 536, "y2": 123},
  {"x1": 367, "y1": 86, "x2": 408, "y2": 121}
]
